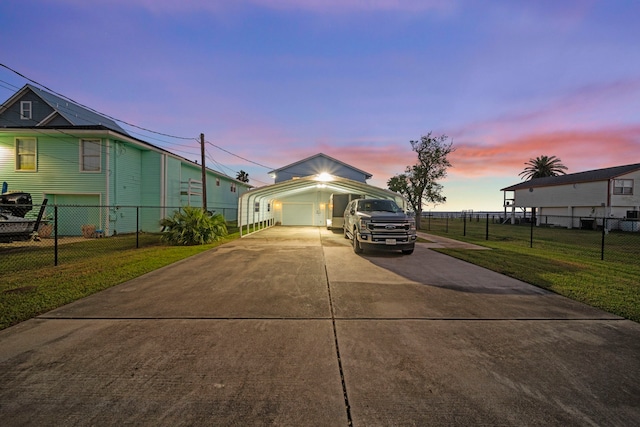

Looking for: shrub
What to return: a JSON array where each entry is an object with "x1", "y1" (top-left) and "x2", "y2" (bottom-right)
[{"x1": 160, "y1": 206, "x2": 228, "y2": 245}]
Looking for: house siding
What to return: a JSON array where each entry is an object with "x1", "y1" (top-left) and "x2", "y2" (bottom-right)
[
  {"x1": 274, "y1": 156, "x2": 368, "y2": 183},
  {"x1": 0, "y1": 91, "x2": 56, "y2": 127},
  {"x1": 610, "y1": 170, "x2": 640, "y2": 214},
  {"x1": 0, "y1": 132, "x2": 107, "y2": 205},
  {"x1": 164, "y1": 156, "x2": 183, "y2": 208},
  {"x1": 1, "y1": 84, "x2": 251, "y2": 236},
  {"x1": 140, "y1": 151, "x2": 163, "y2": 231},
  {"x1": 509, "y1": 169, "x2": 640, "y2": 229}
]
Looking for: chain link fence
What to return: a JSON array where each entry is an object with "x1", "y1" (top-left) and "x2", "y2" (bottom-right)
[
  {"x1": 422, "y1": 213, "x2": 639, "y2": 264},
  {"x1": 0, "y1": 204, "x2": 238, "y2": 271}
]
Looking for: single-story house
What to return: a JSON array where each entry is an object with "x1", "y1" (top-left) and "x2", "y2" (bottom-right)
[
  {"x1": 0, "y1": 84, "x2": 250, "y2": 236},
  {"x1": 239, "y1": 153, "x2": 406, "y2": 234},
  {"x1": 501, "y1": 163, "x2": 640, "y2": 230}
]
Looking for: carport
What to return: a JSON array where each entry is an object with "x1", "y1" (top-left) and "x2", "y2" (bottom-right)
[{"x1": 238, "y1": 173, "x2": 406, "y2": 236}]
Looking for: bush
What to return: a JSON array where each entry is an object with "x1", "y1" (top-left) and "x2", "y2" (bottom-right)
[{"x1": 160, "y1": 206, "x2": 228, "y2": 245}]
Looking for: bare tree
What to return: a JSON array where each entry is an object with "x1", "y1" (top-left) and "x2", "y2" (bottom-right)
[{"x1": 388, "y1": 132, "x2": 454, "y2": 230}]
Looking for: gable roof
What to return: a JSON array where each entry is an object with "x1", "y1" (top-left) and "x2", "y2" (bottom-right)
[
  {"x1": 501, "y1": 163, "x2": 640, "y2": 191},
  {"x1": 268, "y1": 153, "x2": 373, "y2": 179},
  {"x1": 0, "y1": 84, "x2": 129, "y2": 135}
]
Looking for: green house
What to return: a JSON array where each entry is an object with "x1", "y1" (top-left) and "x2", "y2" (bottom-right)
[{"x1": 0, "y1": 84, "x2": 250, "y2": 236}]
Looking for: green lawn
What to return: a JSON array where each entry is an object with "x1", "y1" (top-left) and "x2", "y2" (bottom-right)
[
  {"x1": 2, "y1": 221, "x2": 638, "y2": 330},
  {"x1": 423, "y1": 219, "x2": 640, "y2": 322},
  {"x1": 0, "y1": 232, "x2": 240, "y2": 330}
]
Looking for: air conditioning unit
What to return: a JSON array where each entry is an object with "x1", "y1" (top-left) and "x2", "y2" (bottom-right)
[{"x1": 626, "y1": 210, "x2": 639, "y2": 219}]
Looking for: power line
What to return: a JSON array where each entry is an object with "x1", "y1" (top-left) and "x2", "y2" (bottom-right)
[
  {"x1": 0, "y1": 63, "x2": 195, "y2": 140},
  {"x1": 205, "y1": 141, "x2": 274, "y2": 170},
  {"x1": 1, "y1": 64, "x2": 276, "y2": 183}
]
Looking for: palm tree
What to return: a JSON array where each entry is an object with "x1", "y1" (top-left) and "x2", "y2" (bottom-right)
[
  {"x1": 519, "y1": 155, "x2": 568, "y2": 180},
  {"x1": 236, "y1": 170, "x2": 249, "y2": 183}
]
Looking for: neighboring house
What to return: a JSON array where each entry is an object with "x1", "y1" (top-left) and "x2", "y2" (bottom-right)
[
  {"x1": 0, "y1": 84, "x2": 250, "y2": 236},
  {"x1": 501, "y1": 163, "x2": 640, "y2": 229},
  {"x1": 239, "y1": 153, "x2": 405, "y2": 232},
  {"x1": 269, "y1": 153, "x2": 372, "y2": 183}
]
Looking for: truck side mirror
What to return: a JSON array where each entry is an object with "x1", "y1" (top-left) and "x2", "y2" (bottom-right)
[{"x1": 350, "y1": 209, "x2": 355, "y2": 215}]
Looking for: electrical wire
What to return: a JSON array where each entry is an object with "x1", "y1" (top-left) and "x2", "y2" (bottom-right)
[
  {"x1": 1, "y1": 63, "x2": 195, "y2": 140},
  {"x1": 1, "y1": 64, "x2": 277, "y2": 183},
  {"x1": 205, "y1": 140, "x2": 274, "y2": 170}
]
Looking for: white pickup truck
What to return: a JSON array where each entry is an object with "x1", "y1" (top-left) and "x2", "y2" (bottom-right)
[{"x1": 343, "y1": 198, "x2": 416, "y2": 255}]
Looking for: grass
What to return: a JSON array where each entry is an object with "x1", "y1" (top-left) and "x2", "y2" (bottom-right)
[
  {"x1": 2, "y1": 220, "x2": 638, "y2": 330},
  {"x1": 422, "y1": 219, "x2": 640, "y2": 322},
  {"x1": 0, "y1": 232, "x2": 240, "y2": 330}
]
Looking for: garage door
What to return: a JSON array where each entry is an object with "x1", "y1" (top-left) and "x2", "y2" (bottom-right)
[{"x1": 281, "y1": 202, "x2": 314, "y2": 226}]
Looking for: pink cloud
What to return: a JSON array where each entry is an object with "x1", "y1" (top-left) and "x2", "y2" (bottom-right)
[{"x1": 451, "y1": 125, "x2": 640, "y2": 179}]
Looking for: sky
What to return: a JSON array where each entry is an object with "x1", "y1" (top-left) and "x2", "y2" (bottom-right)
[{"x1": 1, "y1": 0, "x2": 639, "y2": 211}]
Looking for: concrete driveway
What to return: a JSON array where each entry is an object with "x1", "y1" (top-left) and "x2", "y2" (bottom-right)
[{"x1": 1, "y1": 226, "x2": 639, "y2": 426}]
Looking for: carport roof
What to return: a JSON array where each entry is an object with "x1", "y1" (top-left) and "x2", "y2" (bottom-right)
[{"x1": 240, "y1": 174, "x2": 406, "y2": 206}]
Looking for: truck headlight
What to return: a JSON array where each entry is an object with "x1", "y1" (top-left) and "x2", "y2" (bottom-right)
[{"x1": 359, "y1": 219, "x2": 370, "y2": 230}]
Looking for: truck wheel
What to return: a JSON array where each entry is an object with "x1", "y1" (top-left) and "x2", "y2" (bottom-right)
[
  {"x1": 402, "y1": 248, "x2": 414, "y2": 255},
  {"x1": 352, "y1": 231, "x2": 363, "y2": 254}
]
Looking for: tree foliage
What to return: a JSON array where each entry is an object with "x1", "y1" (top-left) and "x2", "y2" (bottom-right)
[
  {"x1": 519, "y1": 155, "x2": 568, "y2": 180},
  {"x1": 387, "y1": 132, "x2": 454, "y2": 229},
  {"x1": 160, "y1": 206, "x2": 228, "y2": 246},
  {"x1": 236, "y1": 170, "x2": 250, "y2": 183}
]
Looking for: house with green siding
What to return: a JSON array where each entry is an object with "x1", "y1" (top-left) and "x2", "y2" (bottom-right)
[{"x1": 0, "y1": 84, "x2": 250, "y2": 236}]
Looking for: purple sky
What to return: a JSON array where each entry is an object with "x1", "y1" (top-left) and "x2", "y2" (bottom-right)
[{"x1": 1, "y1": 0, "x2": 639, "y2": 211}]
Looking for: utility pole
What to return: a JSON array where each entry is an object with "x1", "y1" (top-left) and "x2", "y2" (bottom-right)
[{"x1": 200, "y1": 133, "x2": 207, "y2": 212}]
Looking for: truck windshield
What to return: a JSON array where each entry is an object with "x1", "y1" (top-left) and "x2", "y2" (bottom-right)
[{"x1": 357, "y1": 200, "x2": 401, "y2": 212}]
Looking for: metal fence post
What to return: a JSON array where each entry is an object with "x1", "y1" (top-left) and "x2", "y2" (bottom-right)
[
  {"x1": 486, "y1": 213, "x2": 489, "y2": 240},
  {"x1": 136, "y1": 206, "x2": 140, "y2": 249},
  {"x1": 601, "y1": 217, "x2": 606, "y2": 261},
  {"x1": 54, "y1": 205, "x2": 58, "y2": 266},
  {"x1": 530, "y1": 214, "x2": 534, "y2": 248},
  {"x1": 463, "y1": 213, "x2": 467, "y2": 236}
]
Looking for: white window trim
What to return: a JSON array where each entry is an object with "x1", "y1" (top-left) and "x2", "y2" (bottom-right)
[
  {"x1": 15, "y1": 137, "x2": 37, "y2": 172},
  {"x1": 80, "y1": 138, "x2": 102, "y2": 173},
  {"x1": 20, "y1": 101, "x2": 32, "y2": 120}
]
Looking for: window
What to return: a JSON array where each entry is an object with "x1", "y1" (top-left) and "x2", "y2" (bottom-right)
[
  {"x1": 216, "y1": 178, "x2": 220, "y2": 186},
  {"x1": 20, "y1": 101, "x2": 32, "y2": 120},
  {"x1": 230, "y1": 183, "x2": 236, "y2": 193},
  {"x1": 613, "y1": 179, "x2": 633, "y2": 195},
  {"x1": 80, "y1": 139, "x2": 101, "y2": 172},
  {"x1": 15, "y1": 138, "x2": 37, "y2": 171},
  {"x1": 254, "y1": 202, "x2": 260, "y2": 213}
]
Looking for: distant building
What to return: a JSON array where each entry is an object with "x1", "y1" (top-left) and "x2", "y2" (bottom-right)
[
  {"x1": 269, "y1": 153, "x2": 372, "y2": 183},
  {"x1": 0, "y1": 84, "x2": 250, "y2": 235},
  {"x1": 501, "y1": 163, "x2": 640, "y2": 229}
]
